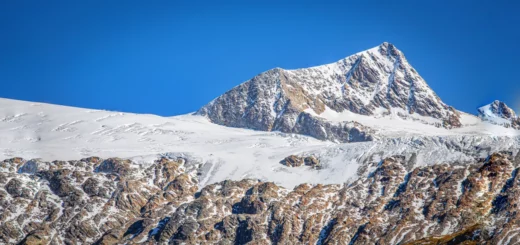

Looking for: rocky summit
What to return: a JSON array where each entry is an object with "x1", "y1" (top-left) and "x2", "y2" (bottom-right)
[
  {"x1": 1, "y1": 43, "x2": 520, "y2": 244},
  {"x1": 198, "y1": 42, "x2": 462, "y2": 142}
]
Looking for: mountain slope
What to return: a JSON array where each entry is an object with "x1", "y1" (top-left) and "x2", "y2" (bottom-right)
[
  {"x1": 198, "y1": 42, "x2": 461, "y2": 142},
  {"x1": 1, "y1": 97, "x2": 519, "y2": 190},
  {"x1": 4, "y1": 152, "x2": 520, "y2": 244}
]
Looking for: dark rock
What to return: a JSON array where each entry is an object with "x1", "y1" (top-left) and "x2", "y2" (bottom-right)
[
  {"x1": 304, "y1": 156, "x2": 320, "y2": 168},
  {"x1": 96, "y1": 158, "x2": 132, "y2": 176},
  {"x1": 5, "y1": 178, "x2": 24, "y2": 198},
  {"x1": 81, "y1": 177, "x2": 100, "y2": 196}
]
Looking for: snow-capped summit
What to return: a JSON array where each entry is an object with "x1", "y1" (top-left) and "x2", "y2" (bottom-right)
[
  {"x1": 478, "y1": 100, "x2": 520, "y2": 129},
  {"x1": 198, "y1": 42, "x2": 461, "y2": 142},
  {"x1": 478, "y1": 100, "x2": 517, "y2": 120}
]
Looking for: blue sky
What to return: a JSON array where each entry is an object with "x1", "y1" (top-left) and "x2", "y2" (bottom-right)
[{"x1": 1, "y1": 1, "x2": 519, "y2": 115}]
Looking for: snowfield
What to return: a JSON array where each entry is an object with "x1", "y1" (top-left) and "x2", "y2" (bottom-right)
[{"x1": 1, "y1": 98, "x2": 519, "y2": 188}]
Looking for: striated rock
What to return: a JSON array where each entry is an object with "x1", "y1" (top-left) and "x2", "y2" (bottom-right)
[{"x1": 281, "y1": 155, "x2": 303, "y2": 167}]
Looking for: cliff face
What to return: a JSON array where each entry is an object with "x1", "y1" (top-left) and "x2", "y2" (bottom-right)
[
  {"x1": 3, "y1": 152, "x2": 520, "y2": 244},
  {"x1": 198, "y1": 42, "x2": 461, "y2": 142}
]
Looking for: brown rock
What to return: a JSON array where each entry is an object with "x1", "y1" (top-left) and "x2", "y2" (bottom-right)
[{"x1": 281, "y1": 155, "x2": 303, "y2": 167}]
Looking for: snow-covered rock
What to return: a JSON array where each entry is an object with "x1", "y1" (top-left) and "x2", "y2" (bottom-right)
[
  {"x1": 478, "y1": 100, "x2": 520, "y2": 129},
  {"x1": 198, "y1": 42, "x2": 462, "y2": 142}
]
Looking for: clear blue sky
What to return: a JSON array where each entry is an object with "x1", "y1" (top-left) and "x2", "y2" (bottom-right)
[{"x1": 1, "y1": 1, "x2": 519, "y2": 115}]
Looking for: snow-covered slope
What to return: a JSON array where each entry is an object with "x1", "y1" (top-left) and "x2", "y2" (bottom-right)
[
  {"x1": 1, "y1": 97, "x2": 519, "y2": 189},
  {"x1": 198, "y1": 42, "x2": 463, "y2": 142}
]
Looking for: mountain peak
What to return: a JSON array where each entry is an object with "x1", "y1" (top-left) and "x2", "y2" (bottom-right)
[
  {"x1": 378, "y1": 41, "x2": 399, "y2": 54},
  {"x1": 478, "y1": 100, "x2": 517, "y2": 120},
  {"x1": 198, "y1": 43, "x2": 462, "y2": 142},
  {"x1": 352, "y1": 42, "x2": 401, "y2": 59}
]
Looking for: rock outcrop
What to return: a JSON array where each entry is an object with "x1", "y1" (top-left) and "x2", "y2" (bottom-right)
[
  {"x1": 280, "y1": 155, "x2": 304, "y2": 167},
  {"x1": 281, "y1": 155, "x2": 321, "y2": 169}
]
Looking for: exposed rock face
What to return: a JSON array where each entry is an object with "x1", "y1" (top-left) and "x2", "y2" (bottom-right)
[
  {"x1": 281, "y1": 155, "x2": 303, "y2": 167},
  {"x1": 478, "y1": 100, "x2": 520, "y2": 129},
  {"x1": 303, "y1": 156, "x2": 320, "y2": 168},
  {"x1": 0, "y1": 156, "x2": 199, "y2": 244},
  {"x1": 3, "y1": 152, "x2": 520, "y2": 244},
  {"x1": 198, "y1": 42, "x2": 461, "y2": 142}
]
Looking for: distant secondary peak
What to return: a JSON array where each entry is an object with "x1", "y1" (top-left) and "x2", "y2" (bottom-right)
[
  {"x1": 379, "y1": 41, "x2": 394, "y2": 49},
  {"x1": 478, "y1": 100, "x2": 517, "y2": 120}
]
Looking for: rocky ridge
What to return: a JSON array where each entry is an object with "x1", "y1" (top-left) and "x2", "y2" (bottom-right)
[
  {"x1": 3, "y1": 152, "x2": 520, "y2": 244},
  {"x1": 198, "y1": 42, "x2": 462, "y2": 142}
]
